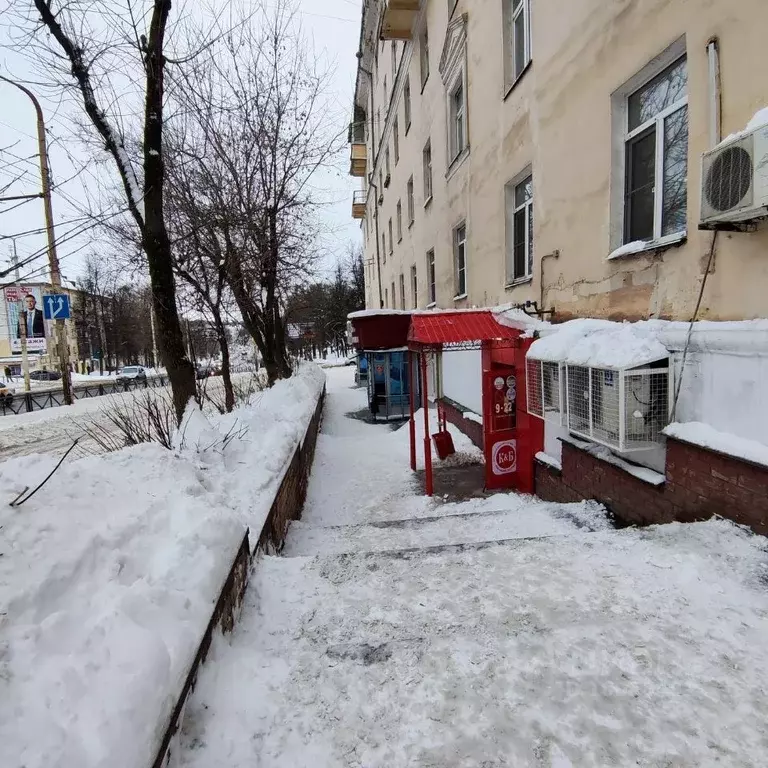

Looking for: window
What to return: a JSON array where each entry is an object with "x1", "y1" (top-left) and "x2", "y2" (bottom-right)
[
  {"x1": 391, "y1": 41, "x2": 397, "y2": 80},
  {"x1": 420, "y1": 25, "x2": 429, "y2": 89},
  {"x1": 378, "y1": 169, "x2": 383, "y2": 202},
  {"x1": 385, "y1": 147, "x2": 391, "y2": 183},
  {"x1": 396, "y1": 200, "x2": 403, "y2": 241},
  {"x1": 399, "y1": 273, "x2": 405, "y2": 310},
  {"x1": 384, "y1": 287, "x2": 389, "y2": 308},
  {"x1": 623, "y1": 55, "x2": 688, "y2": 243},
  {"x1": 407, "y1": 176, "x2": 415, "y2": 224},
  {"x1": 404, "y1": 76, "x2": 412, "y2": 132},
  {"x1": 391, "y1": 281, "x2": 396, "y2": 309},
  {"x1": 423, "y1": 140, "x2": 433, "y2": 202},
  {"x1": 393, "y1": 117, "x2": 399, "y2": 164},
  {"x1": 388, "y1": 218, "x2": 393, "y2": 254},
  {"x1": 506, "y1": 174, "x2": 533, "y2": 282},
  {"x1": 503, "y1": 0, "x2": 531, "y2": 90},
  {"x1": 426, "y1": 249, "x2": 436, "y2": 304},
  {"x1": 453, "y1": 223, "x2": 467, "y2": 297},
  {"x1": 449, "y1": 78, "x2": 467, "y2": 161},
  {"x1": 411, "y1": 264, "x2": 418, "y2": 308}
]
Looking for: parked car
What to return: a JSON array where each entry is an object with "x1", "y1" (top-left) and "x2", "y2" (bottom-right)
[
  {"x1": 116, "y1": 365, "x2": 148, "y2": 385},
  {"x1": 29, "y1": 370, "x2": 62, "y2": 381},
  {"x1": 0, "y1": 381, "x2": 14, "y2": 406}
]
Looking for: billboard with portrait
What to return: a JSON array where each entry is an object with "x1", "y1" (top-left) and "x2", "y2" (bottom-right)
[{"x1": 4, "y1": 285, "x2": 48, "y2": 354}]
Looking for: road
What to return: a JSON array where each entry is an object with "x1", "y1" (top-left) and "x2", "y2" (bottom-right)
[{"x1": 0, "y1": 374, "x2": 256, "y2": 460}]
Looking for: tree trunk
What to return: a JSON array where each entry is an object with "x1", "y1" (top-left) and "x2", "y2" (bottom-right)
[
  {"x1": 143, "y1": 0, "x2": 196, "y2": 422},
  {"x1": 213, "y1": 312, "x2": 234, "y2": 412}
]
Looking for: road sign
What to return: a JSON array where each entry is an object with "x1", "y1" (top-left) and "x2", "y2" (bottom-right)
[{"x1": 43, "y1": 293, "x2": 71, "y2": 320}]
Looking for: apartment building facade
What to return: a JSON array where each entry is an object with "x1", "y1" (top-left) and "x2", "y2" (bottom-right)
[{"x1": 350, "y1": 0, "x2": 768, "y2": 321}]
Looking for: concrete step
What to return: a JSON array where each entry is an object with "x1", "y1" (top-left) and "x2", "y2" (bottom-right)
[{"x1": 283, "y1": 496, "x2": 612, "y2": 556}]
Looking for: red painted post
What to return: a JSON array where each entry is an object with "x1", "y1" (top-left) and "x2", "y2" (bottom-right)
[
  {"x1": 421, "y1": 351, "x2": 433, "y2": 496},
  {"x1": 408, "y1": 351, "x2": 416, "y2": 471}
]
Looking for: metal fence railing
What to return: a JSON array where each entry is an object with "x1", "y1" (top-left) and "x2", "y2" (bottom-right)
[{"x1": 0, "y1": 375, "x2": 170, "y2": 417}]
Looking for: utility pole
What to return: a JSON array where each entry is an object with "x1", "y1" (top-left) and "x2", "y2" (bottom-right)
[
  {"x1": 0, "y1": 75, "x2": 73, "y2": 405},
  {"x1": 11, "y1": 241, "x2": 31, "y2": 393}
]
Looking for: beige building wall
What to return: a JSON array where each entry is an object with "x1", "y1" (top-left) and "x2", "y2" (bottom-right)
[{"x1": 353, "y1": 0, "x2": 768, "y2": 321}]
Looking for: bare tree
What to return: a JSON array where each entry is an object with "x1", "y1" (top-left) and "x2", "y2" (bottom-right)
[
  {"x1": 29, "y1": 0, "x2": 196, "y2": 421},
  {"x1": 169, "y1": 2, "x2": 344, "y2": 386}
]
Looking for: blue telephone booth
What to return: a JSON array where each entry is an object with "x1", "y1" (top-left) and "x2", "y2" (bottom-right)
[{"x1": 366, "y1": 349, "x2": 418, "y2": 421}]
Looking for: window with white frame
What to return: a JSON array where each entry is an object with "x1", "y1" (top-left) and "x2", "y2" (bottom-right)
[
  {"x1": 420, "y1": 25, "x2": 430, "y2": 88},
  {"x1": 623, "y1": 54, "x2": 688, "y2": 243},
  {"x1": 407, "y1": 176, "x2": 415, "y2": 224},
  {"x1": 399, "y1": 273, "x2": 405, "y2": 310},
  {"x1": 453, "y1": 222, "x2": 467, "y2": 297},
  {"x1": 505, "y1": 173, "x2": 533, "y2": 282},
  {"x1": 384, "y1": 287, "x2": 388, "y2": 307},
  {"x1": 388, "y1": 218, "x2": 393, "y2": 254},
  {"x1": 411, "y1": 264, "x2": 418, "y2": 307},
  {"x1": 449, "y1": 78, "x2": 467, "y2": 161},
  {"x1": 423, "y1": 139, "x2": 433, "y2": 202},
  {"x1": 503, "y1": 0, "x2": 531, "y2": 90},
  {"x1": 396, "y1": 199, "x2": 403, "y2": 241},
  {"x1": 404, "y1": 76, "x2": 412, "y2": 131},
  {"x1": 427, "y1": 248, "x2": 436, "y2": 304},
  {"x1": 391, "y1": 281, "x2": 396, "y2": 308}
]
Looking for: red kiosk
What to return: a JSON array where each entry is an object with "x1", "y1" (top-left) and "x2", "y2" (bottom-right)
[{"x1": 406, "y1": 310, "x2": 543, "y2": 496}]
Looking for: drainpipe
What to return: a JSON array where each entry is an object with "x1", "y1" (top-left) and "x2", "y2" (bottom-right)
[
  {"x1": 539, "y1": 249, "x2": 560, "y2": 314},
  {"x1": 357, "y1": 57, "x2": 384, "y2": 308},
  {"x1": 707, "y1": 37, "x2": 722, "y2": 148}
]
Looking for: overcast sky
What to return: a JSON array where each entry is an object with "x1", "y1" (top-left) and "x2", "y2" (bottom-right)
[{"x1": 0, "y1": 0, "x2": 362, "y2": 290}]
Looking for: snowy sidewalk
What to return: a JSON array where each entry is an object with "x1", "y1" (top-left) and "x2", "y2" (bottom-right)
[{"x1": 178, "y1": 367, "x2": 768, "y2": 768}]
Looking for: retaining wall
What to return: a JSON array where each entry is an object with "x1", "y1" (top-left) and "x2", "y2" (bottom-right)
[
  {"x1": 441, "y1": 398, "x2": 484, "y2": 450},
  {"x1": 536, "y1": 435, "x2": 768, "y2": 535},
  {"x1": 153, "y1": 383, "x2": 326, "y2": 767}
]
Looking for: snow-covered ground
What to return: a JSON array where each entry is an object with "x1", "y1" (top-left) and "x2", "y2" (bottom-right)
[
  {"x1": 177, "y1": 366, "x2": 768, "y2": 767},
  {"x1": 0, "y1": 364, "x2": 325, "y2": 768}
]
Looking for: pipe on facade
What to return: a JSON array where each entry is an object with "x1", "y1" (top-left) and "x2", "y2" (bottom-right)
[
  {"x1": 706, "y1": 37, "x2": 722, "y2": 149},
  {"x1": 357, "y1": 57, "x2": 384, "y2": 308},
  {"x1": 539, "y1": 249, "x2": 560, "y2": 314}
]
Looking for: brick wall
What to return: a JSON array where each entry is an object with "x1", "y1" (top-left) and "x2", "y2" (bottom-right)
[
  {"x1": 441, "y1": 398, "x2": 484, "y2": 449},
  {"x1": 536, "y1": 436, "x2": 768, "y2": 535},
  {"x1": 256, "y1": 386, "x2": 326, "y2": 553}
]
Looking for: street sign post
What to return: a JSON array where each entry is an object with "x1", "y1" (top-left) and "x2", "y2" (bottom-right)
[{"x1": 43, "y1": 294, "x2": 71, "y2": 320}]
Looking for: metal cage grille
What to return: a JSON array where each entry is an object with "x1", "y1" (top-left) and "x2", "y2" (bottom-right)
[
  {"x1": 565, "y1": 362, "x2": 670, "y2": 452},
  {"x1": 527, "y1": 359, "x2": 563, "y2": 424}
]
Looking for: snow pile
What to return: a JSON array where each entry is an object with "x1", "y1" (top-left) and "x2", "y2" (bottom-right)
[
  {"x1": 0, "y1": 363, "x2": 326, "y2": 768},
  {"x1": 606, "y1": 239, "x2": 650, "y2": 260},
  {"x1": 528, "y1": 318, "x2": 669, "y2": 369},
  {"x1": 492, "y1": 305, "x2": 550, "y2": 336},
  {"x1": 717, "y1": 105, "x2": 768, "y2": 147},
  {"x1": 664, "y1": 421, "x2": 768, "y2": 467}
]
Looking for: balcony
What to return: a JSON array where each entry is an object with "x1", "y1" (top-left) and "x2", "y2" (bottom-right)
[
  {"x1": 352, "y1": 190, "x2": 367, "y2": 219},
  {"x1": 349, "y1": 142, "x2": 367, "y2": 177},
  {"x1": 380, "y1": 0, "x2": 420, "y2": 40}
]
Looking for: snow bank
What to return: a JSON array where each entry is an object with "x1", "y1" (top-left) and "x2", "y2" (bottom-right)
[
  {"x1": 492, "y1": 305, "x2": 550, "y2": 336},
  {"x1": 664, "y1": 421, "x2": 768, "y2": 468},
  {"x1": 0, "y1": 363, "x2": 326, "y2": 768},
  {"x1": 528, "y1": 318, "x2": 669, "y2": 369}
]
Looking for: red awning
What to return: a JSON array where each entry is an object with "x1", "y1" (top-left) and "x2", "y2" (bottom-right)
[{"x1": 408, "y1": 310, "x2": 516, "y2": 348}]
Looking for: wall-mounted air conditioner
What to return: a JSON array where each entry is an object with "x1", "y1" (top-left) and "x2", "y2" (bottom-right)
[{"x1": 700, "y1": 124, "x2": 768, "y2": 228}]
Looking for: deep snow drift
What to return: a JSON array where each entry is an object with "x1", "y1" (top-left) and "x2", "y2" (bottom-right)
[{"x1": 0, "y1": 364, "x2": 325, "y2": 768}]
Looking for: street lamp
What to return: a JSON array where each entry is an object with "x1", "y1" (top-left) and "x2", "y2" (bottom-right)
[{"x1": 0, "y1": 75, "x2": 73, "y2": 405}]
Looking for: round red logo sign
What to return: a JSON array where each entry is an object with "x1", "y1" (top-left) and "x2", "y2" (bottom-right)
[{"x1": 492, "y1": 440, "x2": 517, "y2": 475}]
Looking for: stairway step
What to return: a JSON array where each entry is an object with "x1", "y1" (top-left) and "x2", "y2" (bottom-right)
[{"x1": 283, "y1": 498, "x2": 611, "y2": 556}]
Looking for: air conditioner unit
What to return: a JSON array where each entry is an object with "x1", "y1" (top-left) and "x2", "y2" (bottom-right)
[{"x1": 700, "y1": 124, "x2": 768, "y2": 227}]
